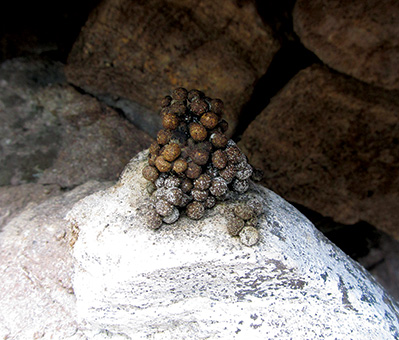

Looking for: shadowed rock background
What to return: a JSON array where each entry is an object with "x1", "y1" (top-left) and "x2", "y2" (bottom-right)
[{"x1": 0, "y1": 0, "x2": 398, "y2": 323}]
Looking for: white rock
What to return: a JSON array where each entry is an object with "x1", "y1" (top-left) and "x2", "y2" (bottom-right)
[
  {"x1": 0, "y1": 180, "x2": 111, "y2": 340},
  {"x1": 68, "y1": 151, "x2": 399, "y2": 339}
]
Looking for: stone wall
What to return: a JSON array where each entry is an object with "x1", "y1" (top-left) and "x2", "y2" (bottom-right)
[{"x1": 1, "y1": 0, "x2": 399, "y2": 337}]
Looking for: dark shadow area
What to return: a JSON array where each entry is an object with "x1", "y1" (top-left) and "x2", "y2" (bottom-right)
[
  {"x1": 0, "y1": 0, "x2": 101, "y2": 62},
  {"x1": 234, "y1": 42, "x2": 320, "y2": 141},
  {"x1": 233, "y1": 0, "x2": 321, "y2": 141}
]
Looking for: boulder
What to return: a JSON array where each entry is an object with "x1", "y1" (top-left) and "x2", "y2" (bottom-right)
[
  {"x1": 0, "y1": 183, "x2": 61, "y2": 231},
  {"x1": 239, "y1": 65, "x2": 399, "y2": 239},
  {"x1": 293, "y1": 0, "x2": 399, "y2": 90},
  {"x1": 65, "y1": 0, "x2": 280, "y2": 136},
  {"x1": 67, "y1": 151, "x2": 399, "y2": 339},
  {"x1": 0, "y1": 180, "x2": 112, "y2": 339},
  {"x1": 0, "y1": 57, "x2": 153, "y2": 187}
]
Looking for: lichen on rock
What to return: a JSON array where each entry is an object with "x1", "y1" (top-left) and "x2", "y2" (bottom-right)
[{"x1": 141, "y1": 88, "x2": 263, "y2": 245}]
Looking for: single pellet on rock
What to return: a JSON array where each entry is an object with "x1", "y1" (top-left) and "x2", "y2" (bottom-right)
[
  {"x1": 204, "y1": 195, "x2": 216, "y2": 209},
  {"x1": 189, "y1": 123, "x2": 208, "y2": 141},
  {"x1": 164, "y1": 176, "x2": 181, "y2": 188},
  {"x1": 200, "y1": 112, "x2": 219, "y2": 130},
  {"x1": 192, "y1": 189, "x2": 208, "y2": 202},
  {"x1": 186, "y1": 162, "x2": 202, "y2": 179},
  {"x1": 142, "y1": 165, "x2": 159, "y2": 182},
  {"x1": 155, "y1": 199, "x2": 174, "y2": 217},
  {"x1": 157, "y1": 129, "x2": 171, "y2": 145},
  {"x1": 186, "y1": 201, "x2": 205, "y2": 220},
  {"x1": 232, "y1": 178, "x2": 249, "y2": 194},
  {"x1": 163, "y1": 207, "x2": 180, "y2": 224},
  {"x1": 209, "y1": 177, "x2": 228, "y2": 197},
  {"x1": 162, "y1": 143, "x2": 181, "y2": 162},
  {"x1": 190, "y1": 148, "x2": 210, "y2": 166},
  {"x1": 226, "y1": 217, "x2": 245, "y2": 236},
  {"x1": 162, "y1": 113, "x2": 179, "y2": 130},
  {"x1": 173, "y1": 158, "x2": 188, "y2": 173},
  {"x1": 239, "y1": 226, "x2": 260, "y2": 246},
  {"x1": 247, "y1": 198, "x2": 263, "y2": 216},
  {"x1": 233, "y1": 204, "x2": 254, "y2": 221},
  {"x1": 181, "y1": 178, "x2": 193, "y2": 194},
  {"x1": 212, "y1": 149, "x2": 228, "y2": 169},
  {"x1": 194, "y1": 174, "x2": 211, "y2": 191},
  {"x1": 165, "y1": 187, "x2": 183, "y2": 206},
  {"x1": 142, "y1": 205, "x2": 163, "y2": 230},
  {"x1": 155, "y1": 156, "x2": 172, "y2": 172},
  {"x1": 219, "y1": 164, "x2": 236, "y2": 183},
  {"x1": 210, "y1": 132, "x2": 228, "y2": 149},
  {"x1": 172, "y1": 87, "x2": 188, "y2": 101},
  {"x1": 235, "y1": 163, "x2": 253, "y2": 180}
]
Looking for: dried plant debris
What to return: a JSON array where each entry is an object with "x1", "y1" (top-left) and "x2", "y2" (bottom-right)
[{"x1": 141, "y1": 87, "x2": 263, "y2": 246}]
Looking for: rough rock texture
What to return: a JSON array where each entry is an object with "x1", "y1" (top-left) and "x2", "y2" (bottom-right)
[
  {"x1": 240, "y1": 65, "x2": 399, "y2": 239},
  {"x1": 293, "y1": 0, "x2": 399, "y2": 90},
  {"x1": 0, "y1": 183, "x2": 61, "y2": 231},
  {"x1": 0, "y1": 57, "x2": 153, "y2": 187},
  {"x1": 67, "y1": 151, "x2": 399, "y2": 339},
  {"x1": 0, "y1": 180, "x2": 112, "y2": 340},
  {"x1": 65, "y1": 0, "x2": 280, "y2": 136}
]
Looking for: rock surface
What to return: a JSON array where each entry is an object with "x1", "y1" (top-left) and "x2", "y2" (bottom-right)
[
  {"x1": 0, "y1": 180, "x2": 112, "y2": 340},
  {"x1": 65, "y1": 0, "x2": 280, "y2": 136},
  {"x1": 0, "y1": 183, "x2": 61, "y2": 231},
  {"x1": 239, "y1": 65, "x2": 399, "y2": 239},
  {"x1": 0, "y1": 57, "x2": 153, "y2": 187},
  {"x1": 67, "y1": 151, "x2": 399, "y2": 339},
  {"x1": 293, "y1": 0, "x2": 399, "y2": 90}
]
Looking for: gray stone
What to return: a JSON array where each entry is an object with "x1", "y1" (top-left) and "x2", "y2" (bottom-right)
[
  {"x1": 67, "y1": 151, "x2": 399, "y2": 339},
  {"x1": 0, "y1": 180, "x2": 112, "y2": 339},
  {"x1": 0, "y1": 57, "x2": 153, "y2": 187},
  {"x1": 0, "y1": 183, "x2": 61, "y2": 231}
]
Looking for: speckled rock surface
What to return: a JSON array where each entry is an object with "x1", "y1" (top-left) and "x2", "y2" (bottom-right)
[
  {"x1": 239, "y1": 64, "x2": 399, "y2": 239},
  {"x1": 293, "y1": 0, "x2": 399, "y2": 90},
  {"x1": 0, "y1": 57, "x2": 153, "y2": 187},
  {"x1": 65, "y1": 0, "x2": 280, "y2": 136},
  {"x1": 67, "y1": 151, "x2": 399, "y2": 339},
  {"x1": 0, "y1": 180, "x2": 112, "y2": 340}
]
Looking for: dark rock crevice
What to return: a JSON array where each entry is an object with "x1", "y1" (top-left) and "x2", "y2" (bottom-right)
[{"x1": 233, "y1": 41, "x2": 321, "y2": 141}]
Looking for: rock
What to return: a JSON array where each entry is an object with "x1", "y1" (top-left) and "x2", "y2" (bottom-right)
[
  {"x1": 67, "y1": 151, "x2": 399, "y2": 339},
  {"x1": 293, "y1": 0, "x2": 399, "y2": 90},
  {"x1": 239, "y1": 65, "x2": 399, "y2": 239},
  {"x1": 0, "y1": 0, "x2": 100, "y2": 62},
  {"x1": 0, "y1": 57, "x2": 153, "y2": 187},
  {"x1": 358, "y1": 231, "x2": 399, "y2": 302},
  {"x1": 0, "y1": 180, "x2": 112, "y2": 339},
  {"x1": 0, "y1": 183, "x2": 61, "y2": 231},
  {"x1": 65, "y1": 0, "x2": 280, "y2": 136}
]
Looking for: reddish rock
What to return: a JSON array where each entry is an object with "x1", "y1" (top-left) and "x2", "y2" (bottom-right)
[
  {"x1": 293, "y1": 0, "x2": 399, "y2": 90},
  {"x1": 65, "y1": 0, "x2": 280, "y2": 136},
  {"x1": 239, "y1": 65, "x2": 399, "y2": 238}
]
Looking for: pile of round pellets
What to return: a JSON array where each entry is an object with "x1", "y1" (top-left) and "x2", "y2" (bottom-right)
[
  {"x1": 141, "y1": 87, "x2": 263, "y2": 245},
  {"x1": 224, "y1": 198, "x2": 263, "y2": 246}
]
